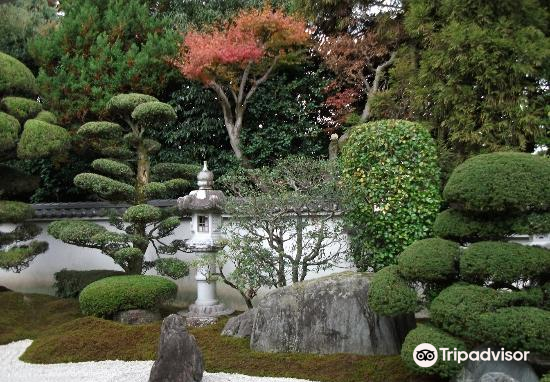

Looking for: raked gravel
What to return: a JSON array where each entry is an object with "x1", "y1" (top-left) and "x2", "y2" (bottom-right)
[{"x1": 1, "y1": 340, "x2": 317, "y2": 382}]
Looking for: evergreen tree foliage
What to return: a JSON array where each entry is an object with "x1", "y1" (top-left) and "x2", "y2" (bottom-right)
[
  {"x1": 29, "y1": 0, "x2": 181, "y2": 124},
  {"x1": 368, "y1": 152, "x2": 550, "y2": 378},
  {"x1": 47, "y1": 93, "x2": 197, "y2": 278},
  {"x1": 0, "y1": 51, "x2": 69, "y2": 272}
]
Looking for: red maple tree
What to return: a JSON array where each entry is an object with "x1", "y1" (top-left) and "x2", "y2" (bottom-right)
[{"x1": 172, "y1": 7, "x2": 310, "y2": 164}]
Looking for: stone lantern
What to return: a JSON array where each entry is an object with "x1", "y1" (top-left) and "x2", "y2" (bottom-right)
[{"x1": 177, "y1": 161, "x2": 233, "y2": 324}]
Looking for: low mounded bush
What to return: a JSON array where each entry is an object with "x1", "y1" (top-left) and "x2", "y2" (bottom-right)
[
  {"x1": 123, "y1": 204, "x2": 162, "y2": 224},
  {"x1": 1, "y1": 96, "x2": 42, "y2": 121},
  {"x1": 91, "y1": 158, "x2": 134, "y2": 180},
  {"x1": 74, "y1": 173, "x2": 135, "y2": 201},
  {"x1": 0, "y1": 52, "x2": 38, "y2": 97},
  {"x1": 397, "y1": 238, "x2": 460, "y2": 282},
  {"x1": 401, "y1": 324, "x2": 466, "y2": 378},
  {"x1": 131, "y1": 101, "x2": 177, "y2": 127},
  {"x1": 78, "y1": 121, "x2": 123, "y2": 138},
  {"x1": 0, "y1": 112, "x2": 20, "y2": 152},
  {"x1": 79, "y1": 275, "x2": 177, "y2": 317},
  {"x1": 0, "y1": 200, "x2": 34, "y2": 222},
  {"x1": 53, "y1": 269, "x2": 125, "y2": 298},
  {"x1": 34, "y1": 110, "x2": 57, "y2": 124},
  {"x1": 443, "y1": 152, "x2": 550, "y2": 213},
  {"x1": 17, "y1": 119, "x2": 70, "y2": 159},
  {"x1": 476, "y1": 307, "x2": 550, "y2": 354},
  {"x1": 460, "y1": 241, "x2": 550, "y2": 285},
  {"x1": 367, "y1": 265, "x2": 418, "y2": 316}
]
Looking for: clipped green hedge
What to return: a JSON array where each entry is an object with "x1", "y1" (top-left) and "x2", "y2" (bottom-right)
[
  {"x1": 0, "y1": 111, "x2": 20, "y2": 152},
  {"x1": 131, "y1": 101, "x2": 176, "y2": 128},
  {"x1": 17, "y1": 119, "x2": 70, "y2": 159},
  {"x1": 79, "y1": 275, "x2": 177, "y2": 317},
  {"x1": 53, "y1": 269, "x2": 125, "y2": 298},
  {"x1": 91, "y1": 159, "x2": 134, "y2": 180},
  {"x1": 429, "y1": 283, "x2": 505, "y2": 338},
  {"x1": 443, "y1": 152, "x2": 550, "y2": 213},
  {"x1": 123, "y1": 204, "x2": 162, "y2": 224},
  {"x1": 401, "y1": 324, "x2": 466, "y2": 378},
  {"x1": 0, "y1": 52, "x2": 38, "y2": 97},
  {"x1": 78, "y1": 121, "x2": 123, "y2": 138},
  {"x1": 0, "y1": 200, "x2": 34, "y2": 223},
  {"x1": 155, "y1": 258, "x2": 189, "y2": 279},
  {"x1": 48, "y1": 220, "x2": 107, "y2": 246},
  {"x1": 106, "y1": 93, "x2": 158, "y2": 119},
  {"x1": 476, "y1": 307, "x2": 550, "y2": 354},
  {"x1": 341, "y1": 119, "x2": 441, "y2": 270},
  {"x1": 74, "y1": 173, "x2": 135, "y2": 201},
  {"x1": 367, "y1": 265, "x2": 418, "y2": 316},
  {"x1": 460, "y1": 241, "x2": 550, "y2": 285},
  {"x1": 1, "y1": 96, "x2": 42, "y2": 122},
  {"x1": 434, "y1": 209, "x2": 550, "y2": 242},
  {"x1": 34, "y1": 110, "x2": 57, "y2": 124},
  {"x1": 397, "y1": 238, "x2": 460, "y2": 282},
  {"x1": 151, "y1": 163, "x2": 200, "y2": 182}
]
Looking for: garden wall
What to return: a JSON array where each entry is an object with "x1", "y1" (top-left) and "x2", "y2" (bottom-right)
[{"x1": 0, "y1": 205, "x2": 352, "y2": 311}]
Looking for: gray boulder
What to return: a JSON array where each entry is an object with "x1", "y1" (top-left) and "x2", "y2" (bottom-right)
[
  {"x1": 222, "y1": 309, "x2": 256, "y2": 338},
  {"x1": 250, "y1": 272, "x2": 415, "y2": 355},
  {"x1": 149, "y1": 314, "x2": 204, "y2": 382},
  {"x1": 453, "y1": 347, "x2": 539, "y2": 382},
  {"x1": 114, "y1": 309, "x2": 161, "y2": 325}
]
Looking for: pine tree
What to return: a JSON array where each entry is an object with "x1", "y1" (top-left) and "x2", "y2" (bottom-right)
[
  {"x1": 0, "y1": 52, "x2": 70, "y2": 271},
  {"x1": 48, "y1": 93, "x2": 198, "y2": 278}
]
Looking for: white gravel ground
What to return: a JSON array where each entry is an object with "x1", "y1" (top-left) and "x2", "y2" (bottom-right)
[{"x1": 1, "y1": 340, "x2": 317, "y2": 382}]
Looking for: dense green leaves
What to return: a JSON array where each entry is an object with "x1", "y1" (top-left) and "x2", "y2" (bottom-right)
[
  {"x1": 123, "y1": 204, "x2": 162, "y2": 224},
  {"x1": 0, "y1": 201, "x2": 34, "y2": 223},
  {"x1": 78, "y1": 122, "x2": 123, "y2": 139},
  {"x1": 17, "y1": 119, "x2": 70, "y2": 159},
  {"x1": 91, "y1": 159, "x2": 134, "y2": 180},
  {"x1": 131, "y1": 101, "x2": 177, "y2": 129},
  {"x1": 74, "y1": 173, "x2": 135, "y2": 202},
  {"x1": 342, "y1": 119, "x2": 441, "y2": 270},
  {"x1": 79, "y1": 275, "x2": 177, "y2": 317},
  {"x1": 397, "y1": 238, "x2": 460, "y2": 282},
  {"x1": 443, "y1": 152, "x2": 550, "y2": 213},
  {"x1": 367, "y1": 265, "x2": 419, "y2": 316},
  {"x1": 154, "y1": 258, "x2": 190, "y2": 280},
  {"x1": 53, "y1": 269, "x2": 125, "y2": 298},
  {"x1": 0, "y1": 112, "x2": 21, "y2": 153},
  {"x1": 1, "y1": 97, "x2": 42, "y2": 122},
  {"x1": 0, "y1": 51, "x2": 38, "y2": 97}
]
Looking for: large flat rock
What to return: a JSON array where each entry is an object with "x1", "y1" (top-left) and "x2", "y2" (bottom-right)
[{"x1": 250, "y1": 272, "x2": 415, "y2": 355}]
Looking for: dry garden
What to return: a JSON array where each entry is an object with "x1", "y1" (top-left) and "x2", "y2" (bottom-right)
[{"x1": 0, "y1": 0, "x2": 549, "y2": 382}]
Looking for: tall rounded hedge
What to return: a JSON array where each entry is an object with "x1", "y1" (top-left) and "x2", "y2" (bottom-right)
[
  {"x1": 443, "y1": 152, "x2": 550, "y2": 213},
  {"x1": 79, "y1": 275, "x2": 177, "y2": 317},
  {"x1": 342, "y1": 119, "x2": 441, "y2": 270},
  {"x1": 0, "y1": 51, "x2": 38, "y2": 97}
]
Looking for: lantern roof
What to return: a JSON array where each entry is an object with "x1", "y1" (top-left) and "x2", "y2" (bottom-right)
[{"x1": 177, "y1": 161, "x2": 226, "y2": 213}]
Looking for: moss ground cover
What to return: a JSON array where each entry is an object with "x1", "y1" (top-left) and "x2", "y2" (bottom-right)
[{"x1": 1, "y1": 291, "x2": 443, "y2": 382}]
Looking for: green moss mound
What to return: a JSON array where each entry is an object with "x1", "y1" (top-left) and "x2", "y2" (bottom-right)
[
  {"x1": 476, "y1": 307, "x2": 550, "y2": 354},
  {"x1": 460, "y1": 241, "x2": 550, "y2": 285},
  {"x1": 0, "y1": 52, "x2": 38, "y2": 97},
  {"x1": 397, "y1": 238, "x2": 460, "y2": 282},
  {"x1": 79, "y1": 275, "x2": 177, "y2": 317},
  {"x1": 17, "y1": 119, "x2": 70, "y2": 159},
  {"x1": 443, "y1": 152, "x2": 550, "y2": 213},
  {"x1": 401, "y1": 324, "x2": 465, "y2": 378},
  {"x1": 1, "y1": 96, "x2": 42, "y2": 122},
  {"x1": 53, "y1": 269, "x2": 125, "y2": 298},
  {"x1": 367, "y1": 265, "x2": 418, "y2": 316}
]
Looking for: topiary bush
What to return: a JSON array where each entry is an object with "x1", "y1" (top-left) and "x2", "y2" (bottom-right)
[
  {"x1": 460, "y1": 241, "x2": 550, "y2": 286},
  {"x1": 53, "y1": 269, "x2": 125, "y2": 298},
  {"x1": 0, "y1": 51, "x2": 38, "y2": 97},
  {"x1": 476, "y1": 307, "x2": 550, "y2": 354},
  {"x1": 401, "y1": 324, "x2": 466, "y2": 378},
  {"x1": 397, "y1": 238, "x2": 460, "y2": 282},
  {"x1": 17, "y1": 119, "x2": 70, "y2": 159},
  {"x1": 341, "y1": 119, "x2": 441, "y2": 271},
  {"x1": 0, "y1": 96, "x2": 42, "y2": 121},
  {"x1": 367, "y1": 265, "x2": 419, "y2": 316},
  {"x1": 443, "y1": 152, "x2": 550, "y2": 213},
  {"x1": 79, "y1": 275, "x2": 177, "y2": 317}
]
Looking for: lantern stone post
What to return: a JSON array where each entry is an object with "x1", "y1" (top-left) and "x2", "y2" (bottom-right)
[{"x1": 177, "y1": 162, "x2": 233, "y2": 325}]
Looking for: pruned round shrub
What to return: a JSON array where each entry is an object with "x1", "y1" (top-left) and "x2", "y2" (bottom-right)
[
  {"x1": 151, "y1": 163, "x2": 201, "y2": 182},
  {"x1": 34, "y1": 110, "x2": 57, "y2": 124},
  {"x1": 397, "y1": 238, "x2": 460, "y2": 282},
  {"x1": 163, "y1": 178, "x2": 191, "y2": 197},
  {"x1": 0, "y1": 52, "x2": 38, "y2": 97},
  {"x1": 78, "y1": 121, "x2": 123, "y2": 138},
  {"x1": 106, "y1": 93, "x2": 158, "y2": 119},
  {"x1": 341, "y1": 119, "x2": 441, "y2": 270},
  {"x1": 123, "y1": 204, "x2": 162, "y2": 224},
  {"x1": 79, "y1": 275, "x2": 177, "y2": 317},
  {"x1": 53, "y1": 269, "x2": 125, "y2": 298},
  {"x1": 401, "y1": 324, "x2": 466, "y2": 378},
  {"x1": 17, "y1": 119, "x2": 70, "y2": 159},
  {"x1": 367, "y1": 265, "x2": 419, "y2": 316},
  {"x1": 443, "y1": 152, "x2": 550, "y2": 213},
  {"x1": 91, "y1": 158, "x2": 134, "y2": 180},
  {"x1": 1, "y1": 96, "x2": 42, "y2": 121},
  {"x1": 74, "y1": 173, "x2": 135, "y2": 201},
  {"x1": 0, "y1": 111, "x2": 20, "y2": 152},
  {"x1": 48, "y1": 220, "x2": 106, "y2": 246},
  {"x1": 143, "y1": 182, "x2": 167, "y2": 199},
  {"x1": 460, "y1": 241, "x2": 550, "y2": 285},
  {"x1": 429, "y1": 283, "x2": 505, "y2": 338},
  {"x1": 113, "y1": 247, "x2": 143, "y2": 268},
  {"x1": 155, "y1": 258, "x2": 189, "y2": 279},
  {"x1": 0, "y1": 200, "x2": 34, "y2": 223},
  {"x1": 131, "y1": 101, "x2": 176, "y2": 128},
  {"x1": 476, "y1": 307, "x2": 550, "y2": 354}
]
